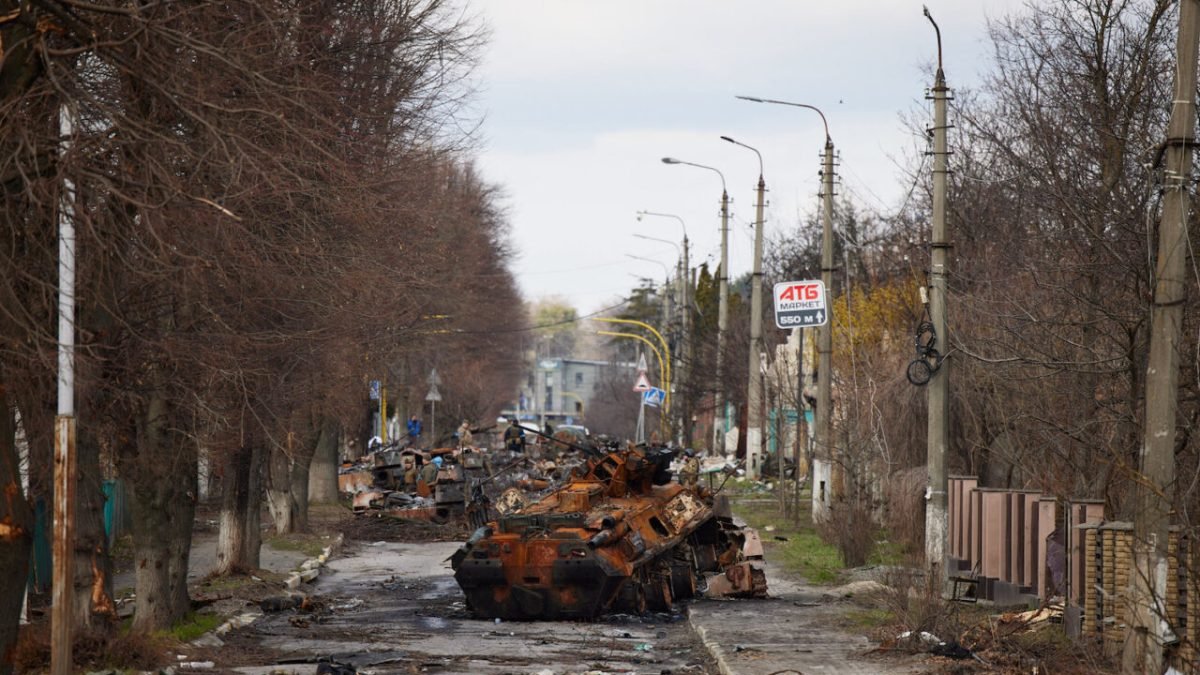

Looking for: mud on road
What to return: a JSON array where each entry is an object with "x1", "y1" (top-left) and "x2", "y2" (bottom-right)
[{"x1": 212, "y1": 540, "x2": 716, "y2": 674}]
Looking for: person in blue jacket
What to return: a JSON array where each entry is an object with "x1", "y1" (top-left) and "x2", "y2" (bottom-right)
[{"x1": 407, "y1": 415, "x2": 422, "y2": 441}]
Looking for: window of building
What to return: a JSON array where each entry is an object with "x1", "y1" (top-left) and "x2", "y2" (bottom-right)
[
  {"x1": 575, "y1": 372, "x2": 583, "y2": 387},
  {"x1": 545, "y1": 386, "x2": 553, "y2": 412}
]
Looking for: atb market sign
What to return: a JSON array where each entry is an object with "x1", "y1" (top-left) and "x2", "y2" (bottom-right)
[{"x1": 773, "y1": 280, "x2": 828, "y2": 329}]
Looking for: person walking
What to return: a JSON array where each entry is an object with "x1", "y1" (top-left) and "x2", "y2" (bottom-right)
[{"x1": 407, "y1": 415, "x2": 422, "y2": 443}]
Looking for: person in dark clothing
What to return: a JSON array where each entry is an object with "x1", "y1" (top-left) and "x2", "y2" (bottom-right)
[{"x1": 504, "y1": 419, "x2": 526, "y2": 453}]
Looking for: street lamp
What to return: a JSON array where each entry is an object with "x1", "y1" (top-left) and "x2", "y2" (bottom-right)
[
  {"x1": 626, "y1": 253, "x2": 675, "y2": 336},
  {"x1": 636, "y1": 211, "x2": 692, "y2": 447},
  {"x1": 661, "y1": 157, "x2": 729, "y2": 457},
  {"x1": 720, "y1": 134, "x2": 767, "y2": 480},
  {"x1": 735, "y1": 97, "x2": 835, "y2": 502}
]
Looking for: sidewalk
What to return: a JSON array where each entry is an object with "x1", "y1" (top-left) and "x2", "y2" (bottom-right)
[
  {"x1": 688, "y1": 554, "x2": 928, "y2": 674},
  {"x1": 112, "y1": 531, "x2": 313, "y2": 598}
]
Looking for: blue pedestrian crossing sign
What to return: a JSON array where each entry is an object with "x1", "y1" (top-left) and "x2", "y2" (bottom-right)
[
  {"x1": 369, "y1": 379, "x2": 381, "y2": 401},
  {"x1": 642, "y1": 387, "x2": 666, "y2": 408}
]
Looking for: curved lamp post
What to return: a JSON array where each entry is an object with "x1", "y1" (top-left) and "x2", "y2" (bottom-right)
[
  {"x1": 719, "y1": 135, "x2": 766, "y2": 480},
  {"x1": 661, "y1": 157, "x2": 730, "y2": 456},
  {"x1": 735, "y1": 96, "x2": 835, "y2": 508}
]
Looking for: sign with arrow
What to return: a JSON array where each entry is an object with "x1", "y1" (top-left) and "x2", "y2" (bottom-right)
[
  {"x1": 642, "y1": 387, "x2": 666, "y2": 408},
  {"x1": 369, "y1": 380, "x2": 381, "y2": 401},
  {"x1": 773, "y1": 280, "x2": 828, "y2": 328},
  {"x1": 636, "y1": 352, "x2": 649, "y2": 373},
  {"x1": 632, "y1": 371, "x2": 653, "y2": 393}
]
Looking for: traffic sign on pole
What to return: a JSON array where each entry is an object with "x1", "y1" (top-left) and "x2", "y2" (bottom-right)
[
  {"x1": 369, "y1": 380, "x2": 381, "y2": 401},
  {"x1": 773, "y1": 280, "x2": 828, "y2": 328},
  {"x1": 642, "y1": 387, "x2": 666, "y2": 408},
  {"x1": 632, "y1": 372, "x2": 653, "y2": 392},
  {"x1": 636, "y1": 352, "x2": 649, "y2": 373}
]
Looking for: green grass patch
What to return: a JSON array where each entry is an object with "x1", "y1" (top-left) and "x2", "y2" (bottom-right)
[
  {"x1": 773, "y1": 530, "x2": 844, "y2": 584},
  {"x1": 868, "y1": 538, "x2": 908, "y2": 567},
  {"x1": 266, "y1": 532, "x2": 328, "y2": 559},
  {"x1": 845, "y1": 607, "x2": 894, "y2": 629},
  {"x1": 731, "y1": 491, "x2": 845, "y2": 585},
  {"x1": 160, "y1": 612, "x2": 221, "y2": 642}
]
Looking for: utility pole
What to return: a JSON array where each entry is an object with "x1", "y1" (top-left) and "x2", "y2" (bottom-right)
[
  {"x1": 817, "y1": 135, "x2": 835, "y2": 503},
  {"x1": 924, "y1": 6, "x2": 951, "y2": 577},
  {"x1": 732, "y1": 97, "x2": 835, "y2": 490},
  {"x1": 52, "y1": 103, "x2": 77, "y2": 675},
  {"x1": 659, "y1": 158, "x2": 728, "y2": 456},
  {"x1": 794, "y1": 327, "x2": 806, "y2": 518},
  {"x1": 1125, "y1": 1, "x2": 1200, "y2": 671},
  {"x1": 715, "y1": 189, "x2": 729, "y2": 455},
  {"x1": 721, "y1": 135, "x2": 766, "y2": 480},
  {"x1": 680, "y1": 234, "x2": 691, "y2": 447}
]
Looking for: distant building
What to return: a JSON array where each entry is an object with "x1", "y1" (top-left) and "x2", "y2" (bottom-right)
[{"x1": 501, "y1": 357, "x2": 634, "y2": 427}]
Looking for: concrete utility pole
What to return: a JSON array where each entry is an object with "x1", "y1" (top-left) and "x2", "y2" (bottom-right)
[
  {"x1": 924, "y1": 6, "x2": 951, "y2": 577},
  {"x1": 716, "y1": 188, "x2": 729, "y2": 455},
  {"x1": 721, "y1": 135, "x2": 766, "y2": 480},
  {"x1": 1125, "y1": 1, "x2": 1200, "y2": 672},
  {"x1": 734, "y1": 96, "x2": 834, "y2": 492},
  {"x1": 52, "y1": 104, "x2": 77, "y2": 675},
  {"x1": 817, "y1": 135, "x2": 835, "y2": 502},
  {"x1": 636, "y1": 212, "x2": 690, "y2": 446},
  {"x1": 660, "y1": 158, "x2": 729, "y2": 456}
]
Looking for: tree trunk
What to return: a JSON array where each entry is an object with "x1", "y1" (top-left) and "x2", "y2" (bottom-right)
[
  {"x1": 266, "y1": 443, "x2": 294, "y2": 535},
  {"x1": 125, "y1": 390, "x2": 196, "y2": 633},
  {"x1": 307, "y1": 419, "x2": 339, "y2": 504},
  {"x1": 0, "y1": 386, "x2": 33, "y2": 675},
  {"x1": 73, "y1": 429, "x2": 115, "y2": 630},
  {"x1": 244, "y1": 442, "x2": 262, "y2": 570},
  {"x1": 268, "y1": 421, "x2": 325, "y2": 534},
  {"x1": 215, "y1": 441, "x2": 263, "y2": 575},
  {"x1": 290, "y1": 451, "x2": 310, "y2": 533}
]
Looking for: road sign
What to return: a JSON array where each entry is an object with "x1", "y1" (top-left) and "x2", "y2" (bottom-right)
[
  {"x1": 636, "y1": 352, "x2": 649, "y2": 373},
  {"x1": 428, "y1": 368, "x2": 441, "y2": 386},
  {"x1": 642, "y1": 387, "x2": 666, "y2": 408},
  {"x1": 369, "y1": 380, "x2": 381, "y2": 400},
  {"x1": 632, "y1": 371, "x2": 653, "y2": 392},
  {"x1": 773, "y1": 280, "x2": 828, "y2": 329},
  {"x1": 425, "y1": 385, "x2": 442, "y2": 402}
]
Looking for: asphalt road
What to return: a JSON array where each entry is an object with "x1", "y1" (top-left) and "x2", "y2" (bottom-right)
[{"x1": 219, "y1": 540, "x2": 717, "y2": 674}]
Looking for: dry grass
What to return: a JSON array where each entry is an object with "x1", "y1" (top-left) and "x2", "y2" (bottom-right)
[{"x1": 14, "y1": 625, "x2": 171, "y2": 673}]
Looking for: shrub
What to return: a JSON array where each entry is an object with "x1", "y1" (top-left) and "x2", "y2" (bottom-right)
[{"x1": 817, "y1": 499, "x2": 876, "y2": 567}]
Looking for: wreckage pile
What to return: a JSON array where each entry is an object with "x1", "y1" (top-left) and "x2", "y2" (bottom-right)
[
  {"x1": 451, "y1": 442, "x2": 767, "y2": 620},
  {"x1": 337, "y1": 432, "x2": 594, "y2": 524}
]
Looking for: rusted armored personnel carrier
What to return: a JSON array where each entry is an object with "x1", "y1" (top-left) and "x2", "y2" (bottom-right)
[{"x1": 451, "y1": 443, "x2": 765, "y2": 620}]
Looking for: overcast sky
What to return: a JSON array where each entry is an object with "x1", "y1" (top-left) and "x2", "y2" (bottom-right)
[{"x1": 469, "y1": 1, "x2": 1025, "y2": 313}]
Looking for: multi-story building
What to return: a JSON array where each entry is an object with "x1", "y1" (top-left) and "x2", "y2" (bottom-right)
[{"x1": 501, "y1": 357, "x2": 634, "y2": 428}]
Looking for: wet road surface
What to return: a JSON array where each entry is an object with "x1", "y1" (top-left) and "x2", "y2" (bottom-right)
[{"x1": 221, "y1": 540, "x2": 716, "y2": 674}]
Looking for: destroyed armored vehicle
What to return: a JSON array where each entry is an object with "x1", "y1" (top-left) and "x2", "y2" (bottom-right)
[{"x1": 451, "y1": 443, "x2": 765, "y2": 620}]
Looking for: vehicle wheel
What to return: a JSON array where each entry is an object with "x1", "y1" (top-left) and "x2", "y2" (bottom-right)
[
  {"x1": 616, "y1": 579, "x2": 647, "y2": 615},
  {"x1": 670, "y1": 563, "x2": 697, "y2": 600},
  {"x1": 645, "y1": 566, "x2": 673, "y2": 612}
]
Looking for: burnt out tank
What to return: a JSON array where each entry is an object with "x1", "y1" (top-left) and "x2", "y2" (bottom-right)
[{"x1": 451, "y1": 443, "x2": 764, "y2": 620}]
